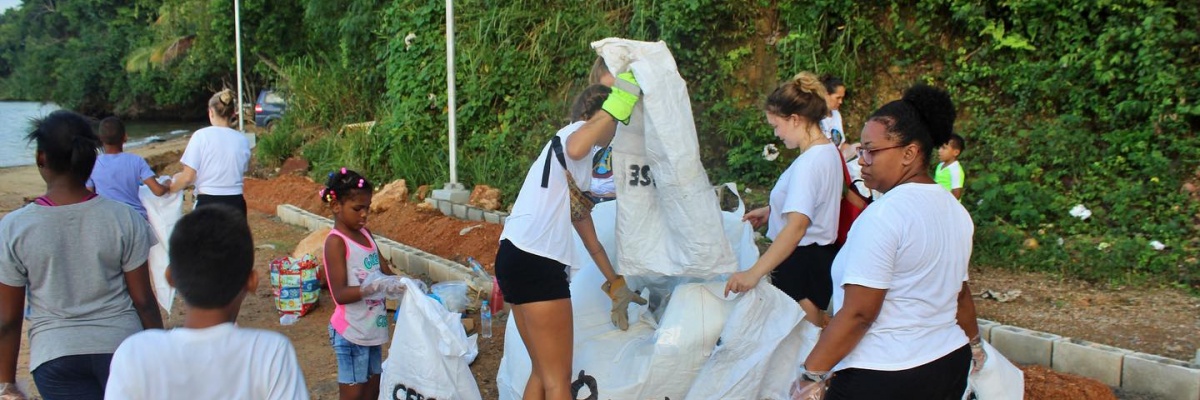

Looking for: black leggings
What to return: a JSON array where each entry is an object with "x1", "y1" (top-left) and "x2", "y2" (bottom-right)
[
  {"x1": 195, "y1": 194, "x2": 247, "y2": 216},
  {"x1": 826, "y1": 344, "x2": 971, "y2": 400}
]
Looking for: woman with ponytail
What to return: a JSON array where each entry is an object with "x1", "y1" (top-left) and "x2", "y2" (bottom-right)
[
  {"x1": 795, "y1": 85, "x2": 983, "y2": 399},
  {"x1": 170, "y1": 89, "x2": 252, "y2": 215},
  {"x1": 0, "y1": 110, "x2": 162, "y2": 399},
  {"x1": 725, "y1": 72, "x2": 844, "y2": 339}
]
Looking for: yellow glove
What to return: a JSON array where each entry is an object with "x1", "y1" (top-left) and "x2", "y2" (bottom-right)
[{"x1": 601, "y1": 71, "x2": 641, "y2": 124}]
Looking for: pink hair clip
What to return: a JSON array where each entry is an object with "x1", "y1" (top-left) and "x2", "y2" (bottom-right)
[
  {"x1": 358, "y1": 179, "x2": 364, "y2": 188},
  {"x1": 341, "y1": 167, "x2": 347, "y2": 174}
]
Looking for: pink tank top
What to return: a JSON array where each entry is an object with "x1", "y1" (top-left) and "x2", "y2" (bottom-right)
[{"x1": 323, "y1": 228, "x2": 389, "y2": 346}]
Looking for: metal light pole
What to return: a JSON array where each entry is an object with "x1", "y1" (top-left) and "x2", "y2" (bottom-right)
[
  {"x1": 431, "y1": 0, "x2": 469, "y2": 205},
  {"x1": 234, "y1": 0, "x2": 244, "y2": 133},
  {"x1": 446, "y1": 0, "x2": 457, "y2": 185}
]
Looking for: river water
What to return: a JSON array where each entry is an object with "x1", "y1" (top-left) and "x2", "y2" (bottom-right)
[{"x1": 0, "y1": 102, "x2": 202, "y2": 168}]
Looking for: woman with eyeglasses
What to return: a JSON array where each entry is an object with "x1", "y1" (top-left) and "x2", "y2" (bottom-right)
[
  {"x1": 725, "y1": 71, "x2": 843, "y2": 335},
  {"x1": 794, "y1": 84, "x2": 984, "y2": 399}
]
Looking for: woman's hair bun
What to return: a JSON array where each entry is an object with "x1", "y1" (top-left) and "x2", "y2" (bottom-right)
[
  {"x1": 901, "y1": 84, "x2": 956, "y2": 148},
  {"x1": 791, "y1": 71, "x2": 829, "y2": 100},
  {"x1": 217, "y1": 89, "x2": 234, "y2": 105}
]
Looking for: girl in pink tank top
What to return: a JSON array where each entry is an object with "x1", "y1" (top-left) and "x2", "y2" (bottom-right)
[{"x1": 319, "y1": 169, "x2": 397, "y2": 400}]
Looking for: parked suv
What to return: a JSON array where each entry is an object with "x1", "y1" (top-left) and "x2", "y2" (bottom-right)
[{"x1": 254, "y1": 89, "x2": 286, "y2": 129}]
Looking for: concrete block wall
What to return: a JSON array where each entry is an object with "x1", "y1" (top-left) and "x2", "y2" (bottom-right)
[
  {"x1": 980, "y1": 318, "x2": 1200, "y2": 400},
  {"x1": 275, "y1": 205, "x2": 492, "y2": 301},
  {"x1": 425, "y1": 198, "x2": 508, "y2": 225}
]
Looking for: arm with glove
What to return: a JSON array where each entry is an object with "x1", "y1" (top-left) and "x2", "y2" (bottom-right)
[
  {"x1": 567, "y1": 71, "x2": 640, "y2": 160},
  {"x1": 573, "y1": 213, "x2": 646, "y2": 331}
]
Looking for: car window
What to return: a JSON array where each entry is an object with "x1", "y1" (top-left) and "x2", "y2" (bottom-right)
[{"x1": 265, "y1": 92, "x2": 285, "y2": 105}]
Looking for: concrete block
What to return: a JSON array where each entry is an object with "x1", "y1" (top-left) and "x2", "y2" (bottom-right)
[
  {"x1": 401, "y1": 251, "x2": 428, "y2": 276},
  {"x1": 452, "y1": 203, "x2": 468, "y2": 219},
  {"x1": 484, "y1": 212, "x2": 501, "y2": 224},
  {"x1": 1121, "y1": 352, "x2": 1200, "y2": 400},
  {"x1": 1052, "y1": 338, "x2": 1128, "y2": 387},
  {"x1": 467, "y1": 207, "x2": 485, "y2": 221},
  {"x1": 276, "y1": 205, "x2": 297, "y2": 223},
  {"x1": 976, "y1": 319, "x2": 999, "y2": 342},
  {"x1": 990, "y1": 326, "x2": 1059, "y2": 366},
  {"x1": 436, "y1": 199, "x2": 453, "y2": 216},
  {"x1": 427, "y1": 259, "x2": 450, "y2": 283}
]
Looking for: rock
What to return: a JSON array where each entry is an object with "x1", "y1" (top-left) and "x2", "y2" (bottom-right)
[
  {"x1": 416, "y1": 185, "x2": 431, "y2": 201},
  {"x1": 293, "y1": 227, "x2": 331, "y2": 288},
  {"x1": 279, "y1": 157, "x2": 310, "y2": 176},
  {"x1": 415, "y1": 201, "x2": 437, "y2": 212},
  {"x1": 469, "y1": 185, "x2": 502, "y2": 211},
  {"x1": 371, "y1": 179, "x2": 408, "y2": 213},
  {"x1": 293, "y1": 227, "x2": 332, "y2": 260},
  {"x1": 1023, "y1": 238, "x2": 1040, "y2": 250}
]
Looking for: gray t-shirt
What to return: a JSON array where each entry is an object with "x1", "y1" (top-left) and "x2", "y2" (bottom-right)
[{"x1": 0, "y1": 196, "x2": 155, "y2": 371}]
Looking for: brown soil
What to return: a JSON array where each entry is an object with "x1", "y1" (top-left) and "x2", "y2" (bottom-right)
[
  {"x1": 1023, "y1": 365, "x2": 1119, "y2": 400},
  {"x1": 971, "y1": 267, "x2": 1200, "y2": 362}
]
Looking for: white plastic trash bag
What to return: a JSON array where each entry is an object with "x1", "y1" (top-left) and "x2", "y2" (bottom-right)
[
  {"x1": 138, "y1": 176, "x2": 182, "y2": 312},
  {"x1": 498, "y1": 198, "x2": 800, "y2": 399},
  {"x1": 380, "y1": 278, "x2": 481, "y2": 400},
  {"x1": 595, "y1": 38, "x2": 737, "y2": 279},
  {"x1": 969, "y1": 341, "x2": 1025, "y2": 400}
]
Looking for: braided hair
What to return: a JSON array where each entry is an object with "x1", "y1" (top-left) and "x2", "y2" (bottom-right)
[{"x1": 319, "y1": 168, "x2": 374, "y2": 203}]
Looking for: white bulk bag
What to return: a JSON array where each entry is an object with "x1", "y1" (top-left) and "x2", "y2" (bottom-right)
[
  {"x1": 595, "y1": 38, "x2": 737, "y2": 279},
  {"x1": 138, "y1": 177, "x2": 182, "y2": 312}
]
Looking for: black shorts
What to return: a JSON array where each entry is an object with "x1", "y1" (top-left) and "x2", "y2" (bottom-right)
[
  {"x1": 770, "y1": 244, "x2": 836, "y2": 309},
  {"x1": 826, "y1": 344, "x2": 971, "y2": 400},
  {"x1": 494, "y1": 240, "x2": 571, "y2": 305},
  {"x1": 196, "y1": 194, "x2": 247, "y2": 216}
]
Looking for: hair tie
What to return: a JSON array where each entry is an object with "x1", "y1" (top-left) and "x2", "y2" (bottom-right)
[
  {"x1": 358, "y1": 179, "x2": 364, "y2": 188},
  {"x1": 328, "y1": 172, "x2": 335, "y2": 179},
  {"x1": 341, "y1": 167, "x2": 347, "y2": 175}
]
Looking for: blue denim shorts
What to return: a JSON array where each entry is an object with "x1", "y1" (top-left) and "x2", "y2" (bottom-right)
[{"x1": 328, "y1": 325, "x2": 383, "y2": 384}]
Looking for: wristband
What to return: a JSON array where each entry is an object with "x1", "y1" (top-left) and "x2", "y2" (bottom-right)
[{"x1": 801, "y1": 365, "x2": 830, "y2": 382}]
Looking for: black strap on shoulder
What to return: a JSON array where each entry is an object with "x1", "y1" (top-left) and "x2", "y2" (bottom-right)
[{"x1": 540, "y1": 136, "x2": 571, "y2": 188}]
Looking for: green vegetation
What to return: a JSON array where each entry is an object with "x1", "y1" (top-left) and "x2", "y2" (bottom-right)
[{"x1": 1, "y1": 0, "x2": 1197, "y2": 289}]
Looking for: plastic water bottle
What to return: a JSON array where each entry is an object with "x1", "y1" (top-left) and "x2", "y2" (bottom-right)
[
  {"x1": 481, "y1": 300, "x2": 493, "y2": 339},
  {"x1": 279, "y1": 314, "x2": 298, "y2": 326}
]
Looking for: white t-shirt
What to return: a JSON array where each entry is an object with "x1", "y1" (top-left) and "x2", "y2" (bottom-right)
[
  {"x1": 588, "y1": 146, "x2": 616, "y2": 196},
  {"x1": 819, "y1": 110, "x2": 846, "y2": 147},
  {"x1": 767, "y1": 143, "x2": 842, "y2": 245},
  {"x1": 181, "y1": 126, "x2": 251, "y2": 196},
  {"x1": 105, "y1": 323, "x2": 309, "y2": 400},
  {"x1": 830, "y1": 183, "x2": 973, "y2": 371},
  {"x1": 500, "y1": 121, "x2": 593, "y2": 267}
]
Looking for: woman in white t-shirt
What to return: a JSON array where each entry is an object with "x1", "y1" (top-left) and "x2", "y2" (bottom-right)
[
  {"x1": 169, "y1": 89, "x2": 252, "y2": 214},
  {"x1": 818, "y1": 75, "x2": 847, "y2": 149},
  {"x1": 494, "y1": 82, "x2": 646, "y2": 400},
  {"x1": 725, "y1": 71, "x2": 843, "y2": 333},
  {"x1": 795, "y1": 85, "x2": 985, "y2": 399}
]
